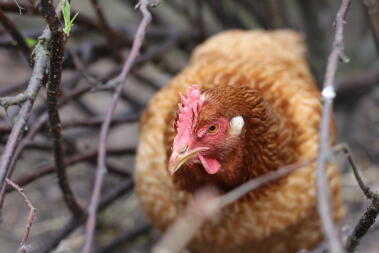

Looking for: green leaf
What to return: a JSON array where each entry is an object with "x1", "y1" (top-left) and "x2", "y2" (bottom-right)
[
  {"x1": 60, "y1": 0, "x2": 79, "y2": 36},
  {"x1": 25, "y1": 38, "x2": 37, "y2": 47}
]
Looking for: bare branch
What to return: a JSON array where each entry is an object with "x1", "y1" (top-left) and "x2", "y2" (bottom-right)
[
  {"x1": 69, "y1": 49, "x2": 102, "y2": 87},
  {"x1": 345, "y1": 196, "x2": 379, "y2": 252},
  {"x1": 82, "y1": 1, "x2": 152, "y2": 252},
  {"x1": 332, "y1": 145, "x2": 379, "y2": 252},
  {"x1": 6, "y1": 178, "x2": 36, "y2": 253},
  {"x1": 34, "y1": 179, "x2": 134, "y2": 253},
  {"x1": 153, "y1": 188, "x2": 220, "y2": 253},
  {"x1": 336, "y1": 66, "x2": 379, "y2": 103},
  {"x1": 90, "y1": 0, "x2": 123, "y2": 59},
  {"x1": 40, "y1": 0, "x2": 85, "y2": 219},
  {"x1": 0, "y1": 28, "x2": 50, "y2": 213},
  {"x1": 95, "y1": 224, "x2": 151, "y2": 253},
  {"x1": 5, "y1": 147, "x2": 135, "y2": 193},
  {"x1": 334, "y1": 144, "x2": 374, "y2": 199},
  {"x1": 0, "y1": 79, "x2": 28, "y2": 97},
  {"x1": 0, "y1": 113, "x2": 140, "y2": 135},
  {"x1": 0, "y1": 7, "x2": 31, "y2": 63},
  {"x1": 361, "y1": 0, "x2": 379, "y2": 53},
  {"x1": 0, "y1": 93, "x2": 30, "y2": 108},
  {"x1": 315, "y1": 1, "x2": 351, "y2": 253}
]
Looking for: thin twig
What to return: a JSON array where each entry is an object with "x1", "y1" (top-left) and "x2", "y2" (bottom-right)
[
  {"x1": 41, "y1": 0, "x2": 85, "y2": 219},
  {"x1": 5, "y1": 178, "x2": 36, "y2": 253},
  {"x1": 69, "y1": 48, "x2": 102, "y2": 87},
  {"x1": 332, "y1": 145, "x2": 379, "y2": 253},
  {"x1": 0, "y1": 79, "x2": 28, "y2": 97},
  {"x1": 0, "y1": 71, "x2": 137, "y2": 206},
  {"x1": 82, "y1": 1, "x2": 152, "y2": 251},
  {"x1": 334, "y1": 144, "x2": 374, "y2": 199},
  {"x1": 61, "y1": 113, "x2": 140, "y2": 129},
  {"x1": 0, "y1": 93, "x2": 30, "y2": 108},
  {"x1": 238, "y1": 1, "x2": 271, "y2": 29},
  {"x1": 0, "y1": 1, "x2": 104, "y2": 35},
  {"x1": 336, "y1": 66, "x2": 379, "y2": 103},
  {"x1": 297, "y1": 0, "x2": 327, "y2": 84},
  {"x1": 153, "y1": 188, "x2": 221, "y2": 253},
  {"x1": 0, "y1": 7, "x2": 31, "y2": 63},
  {"x1": 90, "y1": 0, "x2": 123, "y2": 60},
  {"x1": 345, "y1": 196, "x2": 379, "y2": 252},
  {"x1": 0, "y1": 27, "x2": 50, "y2": 215},
  {"x1": 264, "y1": 0, "x2": 286, "y2": 28},
  {"x1": 0, "y1": 113, "x2": 140, "y2": 134},
  {"x1": 95, "y1": 224, "x2": 151, "y2": 253},
  {"x1": 361, "y1": 0, "x2": 379, "y2": 53},
  {"x1": 33, "y1": 179, "x2": 134, "y2": 253},
  {"x1": 316, "y1": 1, "x2": 352, "y2": 253},
  {"x1": 5, "y1": 147, "x2": 135, "y2": 193}
]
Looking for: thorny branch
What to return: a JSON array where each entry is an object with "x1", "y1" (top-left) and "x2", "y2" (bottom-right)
[
  {"x1": 82, "y1": 0, "x2": 153, "y2": 252},
  {"x1": 40, "y1": 0, "x2": 85, "y2": 219},
  {"x1": 5, "y1": 178, "x2": 36, "y2": 253},
  {"x1": 315, "y1": 1, "x2": 351, "y2": 253}
]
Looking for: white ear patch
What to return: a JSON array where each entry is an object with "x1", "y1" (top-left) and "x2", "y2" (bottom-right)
[
  {"x1": 229, "y1": 116, "x2": 244, "y2": 135},
  {"x1": 200, "y1": 93, "x2": 207, "y2": 102}
]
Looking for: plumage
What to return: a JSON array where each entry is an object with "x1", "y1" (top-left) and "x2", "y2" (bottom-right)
[{"x1": 135, "y1": 30, "x2": 343, "y2": 253}]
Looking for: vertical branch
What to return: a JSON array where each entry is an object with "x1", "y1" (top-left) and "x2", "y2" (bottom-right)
[
  {"x1": 0, "y1": 7, "x2": 31, "y2": 63},
  {"x1": 361, "y1": 0, "x2": 379, "y2": 53},
  {"x1": 81, "y1": 1, "x2": 152, "y2": 252},
  {"x1": 40, "y1": 0, "x2": 85, "y2": 218},
  {"x1": 316, "y1": 1, "x2": 351, "y2": 253},
  {"x1": 6, "y1": 178, "x2": 36, "y2": 253}
]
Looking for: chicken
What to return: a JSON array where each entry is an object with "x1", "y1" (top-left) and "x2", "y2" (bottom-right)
[{"x1": 135, "y1": 30, "x2": 343, "y2": 253}]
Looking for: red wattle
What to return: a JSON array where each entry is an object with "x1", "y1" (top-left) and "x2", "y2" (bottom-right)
[{"x1": 199, "y1": 154, "x2": 220, "y2": 174}]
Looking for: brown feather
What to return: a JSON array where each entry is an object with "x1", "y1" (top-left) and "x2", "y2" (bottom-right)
[{"x1": 135, "y1": 30, "x2": 343, "y2": 253}]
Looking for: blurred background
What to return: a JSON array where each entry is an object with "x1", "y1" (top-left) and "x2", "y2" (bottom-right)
[{"x1": 0, "y1": 0, "x2": 378, "y2": 252}]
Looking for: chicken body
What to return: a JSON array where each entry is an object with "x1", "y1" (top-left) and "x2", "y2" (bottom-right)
[{"x1": 135, "y1": 30, "x2": 343, "y2": 253}]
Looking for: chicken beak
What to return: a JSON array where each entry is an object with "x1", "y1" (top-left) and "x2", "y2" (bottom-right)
[{"x1": 168, "y1": 147, "x2": 209, "y2": 175}]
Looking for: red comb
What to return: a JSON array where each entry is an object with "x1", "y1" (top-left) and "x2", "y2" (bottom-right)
[{"x1": 173, "y1": 85, "x2": 204, "y2": 149}]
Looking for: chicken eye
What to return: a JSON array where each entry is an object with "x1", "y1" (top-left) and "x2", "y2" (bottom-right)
[{"x1": 208, "y1": 124, "x2": 219, "y2": 134}]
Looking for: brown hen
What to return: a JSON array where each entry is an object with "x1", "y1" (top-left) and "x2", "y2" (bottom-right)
[{"x1": 135, "y1": 30, "x2": 343, "y2": 253}]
